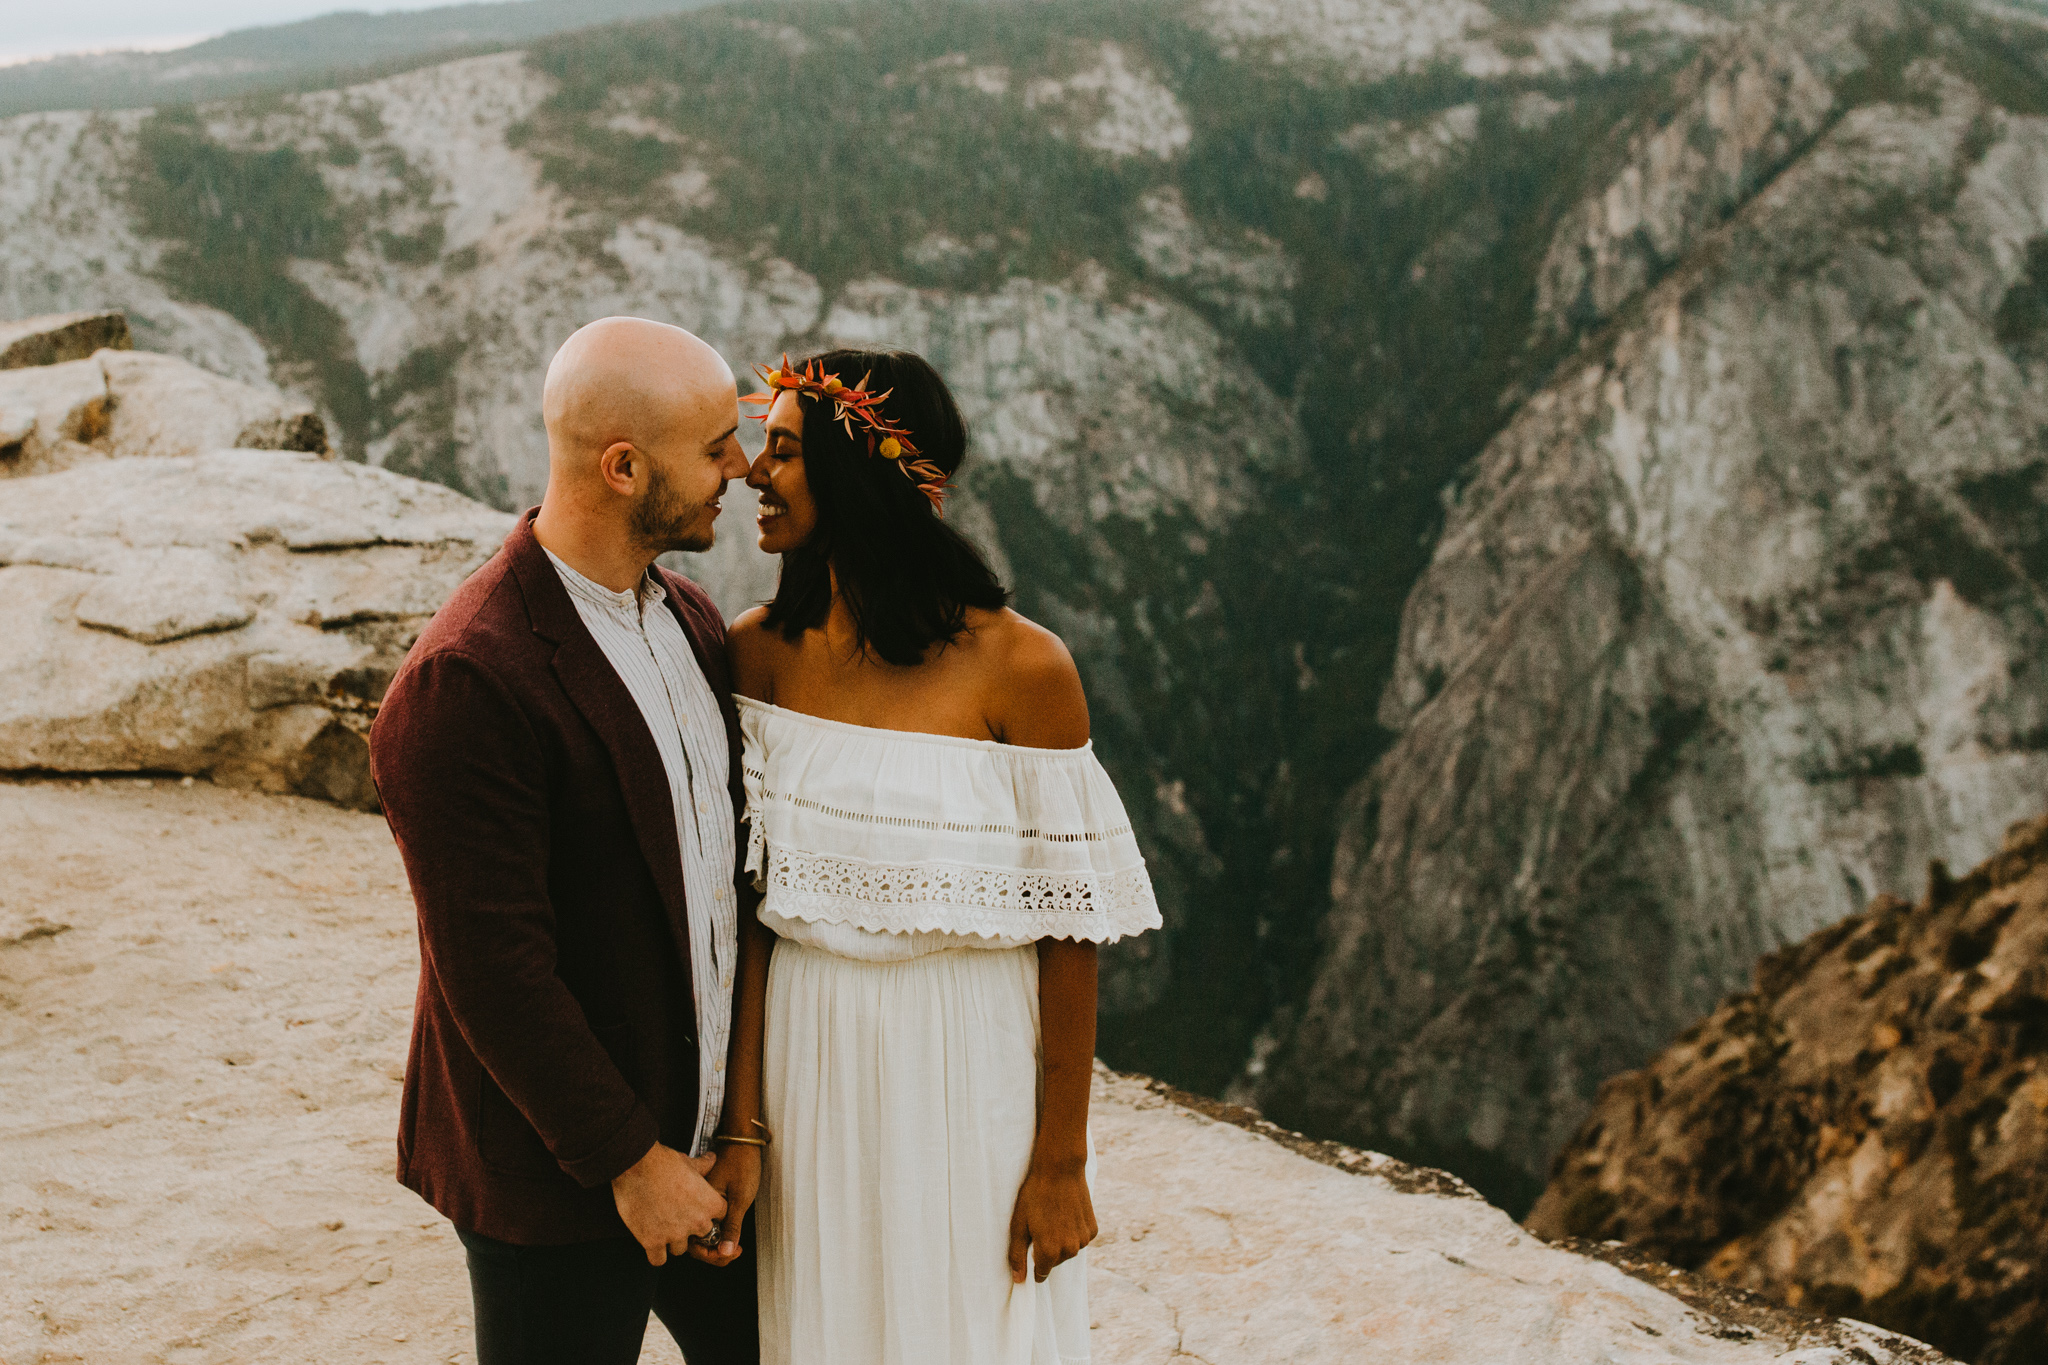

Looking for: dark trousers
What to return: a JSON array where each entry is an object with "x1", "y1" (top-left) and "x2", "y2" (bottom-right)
[{"x1": 458, "y1": 1221, "x2": 758, "y2": 1365}]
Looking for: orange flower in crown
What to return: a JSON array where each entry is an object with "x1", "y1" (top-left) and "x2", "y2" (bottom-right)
[{"x1": 742, "y1": 355, "x2": 950, "y2": 513}]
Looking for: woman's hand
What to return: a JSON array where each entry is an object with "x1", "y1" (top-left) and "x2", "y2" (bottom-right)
[
  {"x1": 1013, "y1": 936, "x2": 1099, "y2": 1284},
  {"x1": 1006, "y1": 1155, "x2": 1096, "y2": 1284},
  {"x1": 687, "y1": 1143, "x2": 762, "y2": 1266}
]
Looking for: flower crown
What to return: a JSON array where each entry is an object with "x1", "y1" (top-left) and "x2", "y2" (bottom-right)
[{"x1": 741, "y1": 355, "x2": 949, "y2": 513}]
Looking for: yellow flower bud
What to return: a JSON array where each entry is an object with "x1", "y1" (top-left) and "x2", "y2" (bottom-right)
[
  {"x1": 878, "y1": 438, "x2": 903, "y2": 460},
  {"x1": 822, "y1": 376, "x2": 844, "y2": 393}
]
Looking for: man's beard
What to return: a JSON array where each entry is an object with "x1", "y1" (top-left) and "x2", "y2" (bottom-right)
[{"x1": 631, "y1": 460, "x2": 715, "y2": 554}]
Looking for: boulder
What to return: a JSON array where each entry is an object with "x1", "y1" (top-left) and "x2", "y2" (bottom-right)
[
  {"x1": 97, "y1": 349, "x2": 328, "y2": 460},
  {"x1": 0, "y1": 449, "x2": 512, "y2": 808},
  {"x1": 1528, "y1": 817, "x2": 2048, "y2": 1365},
  {"x1": 0, "y1": 356, "x2": 108, "y2": 474},
  {"x1": 0, "y1": 308, "x2": 131, "y2": 369},
  {"x1": 0, "y1": 346, "x2": 328, "y2": 477}
]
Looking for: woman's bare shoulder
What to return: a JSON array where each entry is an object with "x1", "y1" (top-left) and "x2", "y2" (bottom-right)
[
  {"x1": 969, "y1": 609, "x2": 1088, "y2": 748},
  {"x1": 726, "y1": 606, "x2": 781, "y2": 701},
  {"x1": 968, "y1": 608, "x2": 1072, "y2": 666}
]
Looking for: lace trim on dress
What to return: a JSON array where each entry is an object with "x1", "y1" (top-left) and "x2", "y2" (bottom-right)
[
  {"x1": 757, "y1": 844, "x2": 1158, "y2": 941},
  {"x1": 745, "y1": 801, "x2": 768, "y2": 886}
]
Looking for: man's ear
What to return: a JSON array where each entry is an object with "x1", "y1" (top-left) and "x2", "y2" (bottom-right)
[{"x1": 598, "y1": 441, "x2": 639, "y2": 495}]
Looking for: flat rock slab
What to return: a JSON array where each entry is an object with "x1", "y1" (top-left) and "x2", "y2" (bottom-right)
[
  {"x1": 0, "y1": 310, "x2": 130, "y2": 370},
  {"x1": 0, "y1": 451, "x2": 511, "y2": 807},
  {"x1": 0, "y1": 781, "x2": 1949, "y2": 1364}
]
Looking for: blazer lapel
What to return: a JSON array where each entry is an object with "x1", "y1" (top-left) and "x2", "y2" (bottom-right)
[{"x1": 506, "y1": 515, "x2": 694, "y2": 963}]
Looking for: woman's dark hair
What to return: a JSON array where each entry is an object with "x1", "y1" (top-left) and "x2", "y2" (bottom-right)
[{"x1": 763, "y1": 348, "x2": 1009, "y2": 665}]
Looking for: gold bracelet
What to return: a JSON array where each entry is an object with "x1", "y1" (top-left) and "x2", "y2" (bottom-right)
[{"x1": 713, "y1": 1134, "x2": 769, "y2": 1147}]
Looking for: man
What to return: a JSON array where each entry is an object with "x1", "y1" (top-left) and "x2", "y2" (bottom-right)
[{"x1": 370, "y1": 317, "x2": 757, "y2": 1362}]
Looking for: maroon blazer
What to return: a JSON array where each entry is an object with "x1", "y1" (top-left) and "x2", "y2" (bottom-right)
[{"x1": 369, "y1": 511, "x2": 743, "y2": 1245}]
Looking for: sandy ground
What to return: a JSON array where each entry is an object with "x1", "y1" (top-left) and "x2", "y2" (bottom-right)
[
  {"x1": 1, "y1": 777, "x2": 1946, "y2": 1365},
  {"x1": 0, "y1": 777, "x2": 522, "y2": 1365}
]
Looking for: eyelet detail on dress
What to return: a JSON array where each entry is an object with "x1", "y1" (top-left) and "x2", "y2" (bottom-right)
[
  {"x1": 739, "y1": 698, "x2": 1162, "y2": 943},
  {"x1": 758, "y1": 846, "x2": 1157, "y2": 939}
]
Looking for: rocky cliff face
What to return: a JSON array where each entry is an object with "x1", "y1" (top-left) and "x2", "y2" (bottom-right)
[
  {"x1": 1528, "y1": 815, "x2": 2048, "y2": 1365},
  {"x1": 0, "y1": 0, "x2": 1751, "y2": 1081},
  {"x1": 0, "y1": 40, "x2": 1310, "y2": 1028},
  {"x1": 5, "y1": 0, "x2": 2043, "y2": 1212},
  {"x1": 1254, "y1": 0, "x2": 2048, "y2": 1209}
]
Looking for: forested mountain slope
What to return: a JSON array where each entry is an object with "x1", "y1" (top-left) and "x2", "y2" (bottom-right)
[
  {"x1": 1251, "y1": 0, "x2": 2048, "y2": 1210},
  {"x1": 0, "y1": 0, "x2": 1735, "y2": 1108},
  {"x1": 3, "y1": 0, "x2": 2043, "y2": 1214},
  {"x1": 0, "y1": 0, "x2": 727, "y2": 118}
]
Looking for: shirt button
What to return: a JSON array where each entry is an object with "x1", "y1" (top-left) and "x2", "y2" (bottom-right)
[
  {"x1": 714, "y1": 1059, "x2": 724, "y2": 1073},
  {"x1": 714, "y1": 887, "x2": 728, "y2": 901}
]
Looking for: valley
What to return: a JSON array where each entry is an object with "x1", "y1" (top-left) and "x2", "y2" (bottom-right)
[{"x1": 3, "y1": 0, "x2": 2046, "y2": 1227}]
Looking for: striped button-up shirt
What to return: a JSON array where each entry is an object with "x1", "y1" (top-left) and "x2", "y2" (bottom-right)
[{"x1": 547, "y1": 550, "x2": 737, "y2": 1157}]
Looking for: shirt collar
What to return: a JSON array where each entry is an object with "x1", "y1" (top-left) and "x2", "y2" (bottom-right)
[{"x1": 544, "y1": 548, "x2": 667, "y2": 620}]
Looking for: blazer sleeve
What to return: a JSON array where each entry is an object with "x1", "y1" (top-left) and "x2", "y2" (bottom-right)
[{"x1": 371, "y1": 648, "x2": 659, "y2": 1188}]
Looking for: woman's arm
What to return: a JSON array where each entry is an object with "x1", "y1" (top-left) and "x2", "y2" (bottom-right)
[
  {"x1": 1008, "y1": 937, "x2": 1100, "y2": 1283},
  {"x1": 991, "y1": 615, "x2": 1102, "y2": 1281},
  {"x1": 691, "y1": 880, "x2": 775, "y2": 1265}
]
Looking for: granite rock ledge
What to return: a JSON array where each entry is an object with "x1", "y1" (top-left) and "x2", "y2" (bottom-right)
[
  {"x1": 1088, "y1": 1065, "x2": 1952, "y2": 1363},
  {"x1": 0, "y1": 449, "x2": 511, "y2": 807},
  {"x1": 0, "y1": 770, "x2": 1957, "y2": 1364}
]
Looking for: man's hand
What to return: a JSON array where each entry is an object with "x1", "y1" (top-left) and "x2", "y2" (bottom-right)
[
  {"x1": 611, "y1": 1143, "x2": 727, "y2": 1266},
  {"x1": 687, "y1": 1143, "x2": 762, "y2": 1266},
  {"x1": 1006, "y1": 1156, "x2": 1096, "y2": 1284}
]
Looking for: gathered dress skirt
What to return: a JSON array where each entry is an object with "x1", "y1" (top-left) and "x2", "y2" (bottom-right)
[{"x1": 757, "y1": 934, "x2": 1091, "y2": 1365}]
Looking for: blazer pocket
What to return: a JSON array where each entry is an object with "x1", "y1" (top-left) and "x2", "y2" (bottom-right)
[{"x1": 475, "y1": 1072, "x2": 560, "y2": 1181}]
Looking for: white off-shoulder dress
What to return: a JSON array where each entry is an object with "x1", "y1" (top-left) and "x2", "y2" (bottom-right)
[{"x1": 739, "y1": 698, "x2": 1160, "y2": 1365}]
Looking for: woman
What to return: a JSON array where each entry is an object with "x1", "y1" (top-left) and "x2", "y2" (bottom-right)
[{"x1": 703, "y1": 349, "x2": 1160, "y2": 1364}]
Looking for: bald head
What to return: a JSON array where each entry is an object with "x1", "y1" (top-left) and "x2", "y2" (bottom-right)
[
  {"x1": 532, "y1": 317, "x2": 750, "y2": 587},
  {"x1": 543, "y1": 317, "x2": 735, "y2": 472}
]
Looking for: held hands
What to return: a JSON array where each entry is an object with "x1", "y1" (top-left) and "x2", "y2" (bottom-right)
[
  {"x1": 611, "y1": 1142, "x2": 727, "y2": 1267},
  {"x1": 686, "y1": 1143, "x2": 762, "y2": 1266},
  {"x1": 1006, "y1": 1154, "x2": 1097, "y2": 1285}
]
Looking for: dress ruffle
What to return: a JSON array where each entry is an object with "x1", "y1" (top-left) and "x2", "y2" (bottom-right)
[{"x1": 740, "y1": 697, "x2": 1160, "y2": 944}]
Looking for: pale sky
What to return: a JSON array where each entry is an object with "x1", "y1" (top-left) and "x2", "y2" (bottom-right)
[{"x1": 0, "y1": 1, "x2": 490, "y2": 66}]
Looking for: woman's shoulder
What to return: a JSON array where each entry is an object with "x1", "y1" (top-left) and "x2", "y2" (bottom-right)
[
  {"x1": 965, "y1": 609, "x2": 1088, "y2": 749},
  {"x1": 962, "y1": 607, "x2": 1071, "y2": 670}
]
